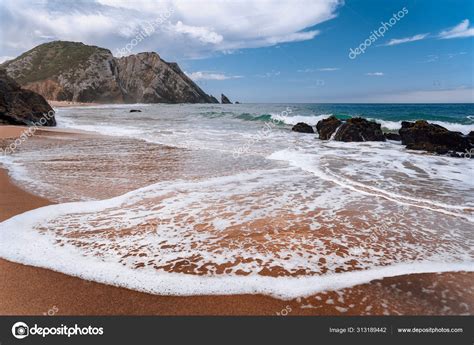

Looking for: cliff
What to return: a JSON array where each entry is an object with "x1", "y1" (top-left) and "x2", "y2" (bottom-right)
[
  {"x1": 0, "y1": 69, "x2": 56, "y2": 126},
  {"x1": 1, "y1": 41, "x2": 218, "y2": 104}
]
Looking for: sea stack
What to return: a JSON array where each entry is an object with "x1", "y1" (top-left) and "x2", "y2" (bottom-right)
[{"x1": 221, "y1": 94, "x2": 232, "y2": 104}]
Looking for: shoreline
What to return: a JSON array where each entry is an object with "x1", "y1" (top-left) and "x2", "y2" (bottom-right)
[
  {"x1": 48, "y1": 100, "x2": 100, "y2": 108},
  {"x1": 0, "y1": 125, "x2": 473, "y2": 315}
]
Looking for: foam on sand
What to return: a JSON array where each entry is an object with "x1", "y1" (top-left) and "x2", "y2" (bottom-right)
[
  {"x1": 1, "y1": 168, "x2": 473, "y2": 298},
  {"x1": 268, "y1": 147, "x2": 474, "y2": 221}
]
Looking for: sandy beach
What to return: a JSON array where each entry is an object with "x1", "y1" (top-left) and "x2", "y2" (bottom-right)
[
  {"x1": 0, "y1": 125, "x2": 473, "y2": 315},
  {"x1": 49, "y1": 100, "x2": 99, "y2": 108}
]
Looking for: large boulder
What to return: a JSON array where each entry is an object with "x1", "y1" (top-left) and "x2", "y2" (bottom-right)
[
  {"x1": 399, "y1": 120, "x2": 471, "y2": 153},
  {"x1": 468, "y1": 131, "x2": 474, "y2": 145},
  {"x1": 316, "y1": 116, "x2": 342, "y2": 140},
  {"x1": 334, "y1": 117, "x2": 385, "y2": 142},
  {"x1": 291, "y1": 122, "x2": 314, "y2": 133},
  {"x1": 384, "y1": 132, "x2": 401, "y2": 141},
  {"x1": 0, "y1": 69, "x2": 55, "y2": 126}
]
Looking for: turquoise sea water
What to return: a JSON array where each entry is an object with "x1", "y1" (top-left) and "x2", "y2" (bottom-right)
[{"x1": 201, "y1": 103, "x2": 474, "y2": 133}]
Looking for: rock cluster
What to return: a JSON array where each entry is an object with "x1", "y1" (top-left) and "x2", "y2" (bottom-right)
[
  {"x1": 316, "y1": 116, "x2": 384, "y2": 142},
  {"x1": 399, "y1": 120, "x2": 471, "y2": 154},
  {"x1": 316, "y1": 116, "x2": 341, "y2": 140},
  {"x1": 293, "y1": 115, "x2": 472, "y2": 157}
]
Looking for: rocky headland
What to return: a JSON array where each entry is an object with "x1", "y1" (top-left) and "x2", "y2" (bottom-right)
[{"x1": 1, "y1": 41, "x2": 220, "y2": 104}]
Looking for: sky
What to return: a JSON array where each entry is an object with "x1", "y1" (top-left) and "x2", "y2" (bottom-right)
[{"x1": 0, "y1": 0, "x2": 473, "y2": 103}]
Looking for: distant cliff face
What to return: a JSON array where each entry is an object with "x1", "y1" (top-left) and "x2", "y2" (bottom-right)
[
  {"x1": 1, "y1": 41, "x2": 218, "y2": 104},
  {"x1": 116, "y1": 53, "x2": 217, "y2": 103}
]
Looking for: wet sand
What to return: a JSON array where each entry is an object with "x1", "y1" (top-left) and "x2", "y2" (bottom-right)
[
  {"x1": 0, "y1": 126, "x2": 473, "y2": 315},
  {"x1": 49, "y1": 100, "x2": 99, "y2": 108}
]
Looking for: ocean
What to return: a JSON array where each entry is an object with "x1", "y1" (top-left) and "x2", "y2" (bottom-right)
[{"x1": 0, "y1": 103, "x2": 473, "y2": 299}]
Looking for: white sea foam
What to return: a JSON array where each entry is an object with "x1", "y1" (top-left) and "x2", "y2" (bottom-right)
[
  {"x1": 271, "y1": 114, "x2": 332, "y2": 126},
  {"x1": 1, "y1": 167, "x2": 473, "y2": 298},
  {"x1": 373, "y1": 119, "x2": 474, "y2": 134},
  {"x1": 268, "y1": 147, "x2": 474, "y2": 220},
  {"x1": 2, "y1": 104, "x2": 473, "y2": 298},
  {"x1": 0, "y1": 215, "x2": 472, "y2": 298}
]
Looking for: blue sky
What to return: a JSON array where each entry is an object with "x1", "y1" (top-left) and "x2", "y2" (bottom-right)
[{"x1": 1, "y1": 0, "x2": 473, "y2": 102}]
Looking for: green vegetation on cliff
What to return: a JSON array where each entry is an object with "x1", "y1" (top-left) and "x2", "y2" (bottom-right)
[{"x1": 2, "y1": 41, "x2": 109, "y2": 84}]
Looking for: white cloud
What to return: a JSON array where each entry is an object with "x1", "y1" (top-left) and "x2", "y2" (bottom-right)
[
  {"x1": 384, "y1": 33, "x2": 428, "y2": 46},
  {"x1": 186, "y1": 71, "x2": 243, "y2": 81},
  {"x1": 366, "y1": 72, "x2": 384, "y2": 76},
  {"x1": 447, "y1": 51, "x2": 467, "y2": 58},
  {"x1": 297, "y1": 67, "x2": 339, "y2": 73},
  {"x1": 317, "y1": 67, "x2": 339, "y2": 71},
  {"x1": 174, "y1": 21, "x2": 223, "y2": 44},
  {"x1": 439, "y1": 19, "x2": 474, "y2": 39},
  {"x1": 262, "y1": 30, "x2": 320, "y2": 45},
  {"x1": 423, "y1": 54, "x2": 439, "y2": 63},
  {"x1": 0, "y1": 0, "x2": 342, "y2": 59},
  {"x1": 256, "y1": 71, "x2": 281, "y2": 78}
]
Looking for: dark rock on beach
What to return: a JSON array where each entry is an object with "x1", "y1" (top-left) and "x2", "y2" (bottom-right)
[
  {"x1": 399, "y1": 120, "x2": 471, "y2": 153},
  {"x1": 316, "y1": 116, "x2": 341, "y2": 140},
  {"x1": 0, "y1": 69, "x2": 55, "y2": 126},
  {"x1": 384, "y1": 132, "x2": 401, "y2": 141},
  {"x1": 449, "y1": 151, "x2": 462, "y2": 158},
  {"x1": 467, "y1": 131, "x2": 474, "y2": 145},
  {"x1": 291, "y1": 122, "x2": 314, "y2": 133},
  {"x1": 221, "y1": 94, "x2": 232, "y2": 104},
  {"x1": 129, "y1": 109, "x2": 141, "y2": 113},
  {"x1": 334, "y1": 117, "x2": 385, "y2": 142}
]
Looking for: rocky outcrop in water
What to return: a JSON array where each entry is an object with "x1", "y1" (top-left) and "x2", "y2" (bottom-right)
[
  {"x1": 399, "y1": 120, "x2": 471, "y2": 153},
  {"x1": 334, "y1": 118, "x2": 385, "y2": 142},
  {"x1": 467, "y1": 131, "x2": 474, "y2": 145},
  {"x1": 384, "y1": 132, "x2": 401, "y2": 141},
  {"x1": 1, "y1": 41, "x2": 219, "y2": 104},
  {"x1": 221, "y1": 94, "x2": 232, "y2": 104},
  {"x1": 0, "y1": 69, "x2": 55, "y2": 126},
  {"x1": 316, "y1": 116, "x2": 341, "y2": 140},
  {"x1": 291, "y1": 122, "x2": 314, "y2": 133}
]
